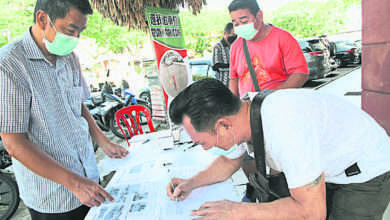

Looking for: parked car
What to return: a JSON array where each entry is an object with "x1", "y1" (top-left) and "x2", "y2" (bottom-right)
[
  {"x1": 354, "y1": 40, "x2": 362, "y2": 64},
  {"x1": 189, "y1": 59, "x2": 216, "y2": 81},
  {"x1": 298, "y1": 37, "x2": 332, "y2": 80},
  {"x1": 317, "y1": 35, "x2": 337, "y2": 57},
  {"x1": 317, "y1": 35, "x2": 338, "y2": 70},
  {"x1": 334, "y1": 40, "x2": 360, "y2": 67}
]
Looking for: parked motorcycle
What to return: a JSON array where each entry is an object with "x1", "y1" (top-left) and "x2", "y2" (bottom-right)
[
  {"x1": 84, "y1": 70, "x2": 152, "y2": 139},
  {"x1": 86, "y1": 91, "x2": 150, "y2": 137},
  {"x1": 0, "y1": 137, "x2": 20, "y2": 220},
  {"x1": 138, "y1": 88, "x2": 151, "y2": 107},
  {"x1": 84, "y1": 70, "x2": 114, "y2": 113},
  {"x1": 91, "y1": 89, "x2": 151, "y2": 139}
]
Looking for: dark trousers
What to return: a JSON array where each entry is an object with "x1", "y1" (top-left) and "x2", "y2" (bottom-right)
[
  {"x1": 28, "y1": 205, "x2": 90, "y2": 220},
  {"x1": 326, "y1": 171, "x2": 390, "y2": 220}
]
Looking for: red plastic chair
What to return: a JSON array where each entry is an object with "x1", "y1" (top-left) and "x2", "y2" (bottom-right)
[{"x1": 115, "y1": 105, "x2": 155, "y2": 146}]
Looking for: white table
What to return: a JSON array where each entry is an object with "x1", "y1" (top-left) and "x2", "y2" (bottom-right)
[{"x1": 85, "y1": 129, "x2": 240, "y2": 220}]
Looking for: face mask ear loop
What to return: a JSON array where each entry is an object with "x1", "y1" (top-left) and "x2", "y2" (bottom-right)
[
  {"x1": 42, "y1": 30, "x2": 46, "y2": 42},
  {"x1": 47, "y1": 16, "x2": 58, "y2": 33},
  {"x1": 229, "y1": 129, "x2": 236, "y2": 146},
  {"x1": 42, "y1": 15, "x2": 55, "y2": 43},
  {"x1": 216, "y1": 128, "x2": 219, "y2": 147}
]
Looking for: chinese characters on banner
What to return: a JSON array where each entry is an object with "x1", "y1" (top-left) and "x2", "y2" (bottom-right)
[{"x1": 149, "y1": 13, "x2": 181, "y2": 38}]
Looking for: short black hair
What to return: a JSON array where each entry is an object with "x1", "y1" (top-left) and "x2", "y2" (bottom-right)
[
  {"x1": 228, "y1": 0, "x2": 260, "y2": 17},
  {"x1": 224, "y1": 22, "x2": 234, "y2": 34},
  {"x1": 169, "y1": 78, "x2": 242, "y2": 132},
  {"x1": 33, "y1": 0, "x2": 93, "y2": 23}
]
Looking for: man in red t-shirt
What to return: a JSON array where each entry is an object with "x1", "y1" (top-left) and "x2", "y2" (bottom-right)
[{"x1": 228, "y1": 0, "x2": 309, "y2": 97}]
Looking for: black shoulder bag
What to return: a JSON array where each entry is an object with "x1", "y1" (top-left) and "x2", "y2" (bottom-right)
[{"x1": 247, "y1": 92, "x2": 291, "y2": 202}]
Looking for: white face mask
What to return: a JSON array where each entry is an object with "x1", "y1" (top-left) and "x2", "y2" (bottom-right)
[
  {"x1": 207, "y1": 129, "x2": 245, "y2": 159},
  {"x1": 234, "y1": 22, "x2": 258, "y2": 40}
]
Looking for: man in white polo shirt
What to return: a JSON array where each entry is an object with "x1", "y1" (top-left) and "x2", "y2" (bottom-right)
[{"x1": 166, "y1": 78, "x2": 390, "y2": 220}]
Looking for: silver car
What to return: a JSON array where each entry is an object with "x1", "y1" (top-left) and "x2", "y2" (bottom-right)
[{"x1": 299, "y1": 38, "x2": 332, "y2": 80}]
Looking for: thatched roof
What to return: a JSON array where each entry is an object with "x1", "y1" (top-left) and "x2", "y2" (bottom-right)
[{"x1": 90, "y1": 0, "x2": 207, "y2": 32}]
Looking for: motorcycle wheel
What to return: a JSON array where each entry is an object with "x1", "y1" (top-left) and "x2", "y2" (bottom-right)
[
  {"x1": 93, "y1": 116, "x2": 110, "y2": 132},
  {"x1": 109, "y1": 103, "x2": 152, "y2": 139},
  {"x1": 110, "y1": 117, "x2": 130, "y2": 140},
  {"x1": 0, "y1": 149, "x2": 12, "y2": 170},
  {"x1": 0, "y1": 173, "x2": 20, "y2": 220},
  {"x1": 139, "y1": 92, "x2": 152, "y2": 113},
  {"x1": 97, "y1": 123, "x2": 110, "y2": 132},
  {"x1": 139, "y1": 92, "x2": 151, "y2": 105},
  {"x1": 136, "y1": 103, "x2": 152, "y2": 126},
  {"x1": 92, "y1": 141, "x2": 99, "y2": 153}
]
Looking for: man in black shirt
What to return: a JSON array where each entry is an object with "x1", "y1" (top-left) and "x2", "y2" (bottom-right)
[{"x1": 212, "y1": 22, "x2": 237, "y2": 87}]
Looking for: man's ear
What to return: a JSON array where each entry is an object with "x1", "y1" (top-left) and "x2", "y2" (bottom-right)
[
  {"x1": 255, "y1": 10, "x2": 263, "y2": 23},
  {"x1": 253, "y1": 10, "x2": 263, "y2": 30},
  {"x1": 215, "y1": 118, "x2": 232, "y2": 135},
  {"x1": 36, "y1": 10, "x2": 48, "y2": 30}
]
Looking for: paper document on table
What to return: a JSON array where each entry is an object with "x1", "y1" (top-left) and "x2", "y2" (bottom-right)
[
  {"x1": 88, "y1": 168, "x2": 239, "y2": 219},
  {"x1": 85, "y1": 182, "x2": 161, "y2": 220},
  {"x1": 98, "y1": 154, "x2": 133, "y2": 176},
  {"x1": 129, "y1": 129, "x2": 172, "y2": 143},
  {"x1": 160, "y1": 180, "x2": 240, "y2": 219},
  {"x1": 166, "y1": 165, "x2": 210, "y2": 179},
  {"x1": 98, "y1": 136, "x2": 171, "y2": 176},
  {"x1": 156, "y1": 165, "x2": 239, "y2": 219},
  {"x1": 111, "y1": 160, "x2": 163, "y2": 184},
  {"x1": 87, "y1": 129, "x2": 241, "y2": 219}
]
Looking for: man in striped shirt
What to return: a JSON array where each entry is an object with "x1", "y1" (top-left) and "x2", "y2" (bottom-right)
[
  {"x1": 212, "y1": 22, "x2": 237, "y2": 87},
  {"x1": 0, "y1": 0, "x2": 128, "y2": 219}
]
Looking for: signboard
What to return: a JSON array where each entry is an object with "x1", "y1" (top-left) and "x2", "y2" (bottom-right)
[{"x1": 145, "y1": 7, "x2": 189, "y2": 113}]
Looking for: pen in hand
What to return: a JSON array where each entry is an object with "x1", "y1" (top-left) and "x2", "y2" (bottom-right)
[
  {"x1": 170, "y1": 179, "x2": 178, "y2": 202},
  {"x1": 187, "y1": 143, "x2": 198, "y2": 149}
]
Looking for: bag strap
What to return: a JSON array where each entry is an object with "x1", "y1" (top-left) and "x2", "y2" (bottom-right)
[
  {"x1": 243, "y1": 39, "x2": 261, "y2": 92},
  {"x1": 250, "y1": 90, "x2": 274, "y2": 176}
]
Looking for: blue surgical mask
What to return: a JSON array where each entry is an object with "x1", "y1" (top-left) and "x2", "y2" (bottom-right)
[
  {"x1": 208, "y1": 145, "x2": 239, "y2": 157},
  {"x1": 234, "y1": 23, "x2": 258, "y2": 40},
  {"x1": 43, "y1": 16, "x2": 79, "y2": 56},
  {"x1": 208, "y1": 129, "x2": 241, "y2": 158}
]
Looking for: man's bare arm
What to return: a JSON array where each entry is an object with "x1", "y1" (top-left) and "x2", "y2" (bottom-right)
[
  {"x1": 81, "y1": 103, "x2": 128, "y2": 158},
  {"x1": 186, "y1": 155, "x2": 243, "y2": 190},
  {"x1": 191, "y1": 173, "x2": 326, "y2": 219},
  {"x1": 246, "y1": 173, "x2": 327, "y2": 219},
  {"x1": 81, "y1": 103, "x2": 110, "y2": 147},
  {"x1": 229, "y1": 78, "x2": 239, "y2": 96},
  {"x1": 274, "y1": 72, "x2": 308, "y2": 90},
  {"x1": 0, "y1": 133, "x2": 114, "y2": 206},
  {"x1": 1, "y1": 133, "x2": 79, "y2": 188}
]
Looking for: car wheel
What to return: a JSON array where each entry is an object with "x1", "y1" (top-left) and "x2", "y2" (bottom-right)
[
  {"x1": 335, "y1": 58, "x2": 342, "y2": 67},
  {"x1": 356, "y1": 56, "x2": 361, "y2": 64}
]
